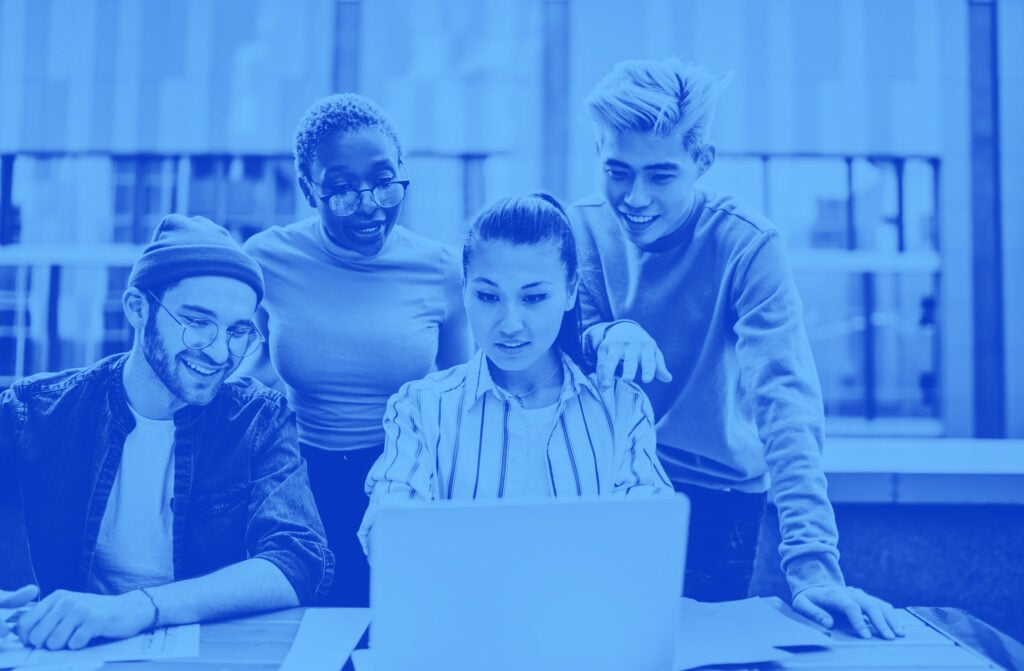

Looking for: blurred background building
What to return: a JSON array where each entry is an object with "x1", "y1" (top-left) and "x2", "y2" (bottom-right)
[
  {"x1": 1, "y1": 0, "x2": 1022, "y2": 640},
  {"x1": 1, "y1": 0, "x2": 1020, "y2": 441}
]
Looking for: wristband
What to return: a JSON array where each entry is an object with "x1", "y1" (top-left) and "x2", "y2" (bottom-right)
[
  {"x1": 584, "y1": 319, "x2": 641, "y2": 358},
  {"x1": 583, "y1": 319, "x2": 646, "y2": 370},
  {"x1": 139, "y1": 587, "x2": 161, "y2": 631},
  {"x1": 602, "y1": 319, "x2": 642, "y2": 338}
]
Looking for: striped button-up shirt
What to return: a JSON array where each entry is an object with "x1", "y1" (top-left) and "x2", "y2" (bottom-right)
[{"x1": 358, "y1": 351, "x2": 672, "y2": 551}]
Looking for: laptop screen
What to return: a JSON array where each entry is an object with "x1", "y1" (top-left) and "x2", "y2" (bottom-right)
[{"x1": 369, "y1": 495, "x2": 689, "y2": 671}]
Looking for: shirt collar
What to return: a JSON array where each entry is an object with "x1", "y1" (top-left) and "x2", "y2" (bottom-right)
[
  {"x1": 114, "y1": 351, "x2": 207, "y2": 429},
  {"x1": 467, "y1": 349, "x2": 599, "y2": 407},
  {"x1": 108, "y1": 353, "x2": 135, "y2": 434},
  {"x1": 315, "y1": 218, "x2": 398, "y2": 263}
]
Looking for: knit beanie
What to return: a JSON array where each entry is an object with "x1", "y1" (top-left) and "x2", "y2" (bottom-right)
[{"x1": 128, "y1": 214, "x2": 265, "y2": 302}]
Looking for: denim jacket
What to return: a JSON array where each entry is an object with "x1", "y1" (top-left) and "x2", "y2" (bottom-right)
[{"x1": 0, "y1": 354, "x2": 333, "y2": 604}]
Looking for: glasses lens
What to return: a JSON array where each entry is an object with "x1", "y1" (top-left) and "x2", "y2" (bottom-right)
[
  {"x1": 228, "y1": 330, "x2": 262, "y2": 358},
  {"x1": 328, "y1": 191, "x2": 360, "y2": 217},
  {"x1": 183, "y1": 321, "x2": 218, "y2": 350},
  {"x1": 374, "y1": 182, "x2": 406, "y2": 208}
]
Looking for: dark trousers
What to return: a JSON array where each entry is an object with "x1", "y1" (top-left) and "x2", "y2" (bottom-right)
[
  {"x1": 675, "y1": 482, "x2": 767, "y2": 602},
  {"x1": 302, "y1": 444, "x2": 382, "y2": 607}
]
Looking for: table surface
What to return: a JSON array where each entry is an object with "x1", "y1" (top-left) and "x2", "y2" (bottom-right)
[{"x1": 17, "y1": 604, "x2": 1024, "y2": 671}]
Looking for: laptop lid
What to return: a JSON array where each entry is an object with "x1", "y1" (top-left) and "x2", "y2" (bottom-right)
[{"x1": 369, "y1": 495, "x2": 689, "y2": 671}]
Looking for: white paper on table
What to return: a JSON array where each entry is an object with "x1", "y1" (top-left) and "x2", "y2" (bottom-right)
[
  {"x1": 675, "y1": 633, "x2": 792, "y2": 670},
  {"x1": 12, "y1": 664, "x2": 104, "y2": 671},
  {"x1": 278, "y1": 608, "x2": 371, "y2": 671},
  {"x1": 0, "y1": 611, "x2": 199, "y2": 669},
  {"x1": 675, "y1": 597, "x2": 831, "y2": 670},
  {"x1": 349, "y1": 648, "x2": 373, "y2": 671},
  {"x1": 345, "y1": 600, "x2": 818, "y2": 671}
]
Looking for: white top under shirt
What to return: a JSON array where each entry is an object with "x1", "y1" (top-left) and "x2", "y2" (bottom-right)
[
  {"x1": 87, "y1": 408, "x2": 175, "y2": 595},
  {"x1": 497, "y1": 400, "x2": 559, "y2": 499}
]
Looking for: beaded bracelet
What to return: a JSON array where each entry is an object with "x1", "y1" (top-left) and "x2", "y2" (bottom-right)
[{"x1": 138, "y1": 588, "x2": 162, "y2": 631}]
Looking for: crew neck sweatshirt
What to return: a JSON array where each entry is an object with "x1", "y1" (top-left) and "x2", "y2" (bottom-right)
[{"x1": 570, "y1": 190, "x2": 844, "y2": 597}]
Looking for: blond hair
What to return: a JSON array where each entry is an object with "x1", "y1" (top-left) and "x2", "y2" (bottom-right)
[{"x1": 584, "y1": 57, "x2": 731, "y2": 156}]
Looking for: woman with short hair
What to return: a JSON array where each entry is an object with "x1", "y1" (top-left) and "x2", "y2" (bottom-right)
[{"x1": 243, "y1": 93, "x2": 472, "y2": 606}]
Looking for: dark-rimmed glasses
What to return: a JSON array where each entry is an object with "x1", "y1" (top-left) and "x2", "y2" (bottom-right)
[
  {"x1": 147, "y1": 291, "x2": 264, "y2": 358},
  {"x1": 308, "y1": 179, "x2": 410, "y2": 217}
]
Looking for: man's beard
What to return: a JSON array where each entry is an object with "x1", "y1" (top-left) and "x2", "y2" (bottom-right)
[{"x1": 143, "y1": 314, "x2": 223, "y2": 407}]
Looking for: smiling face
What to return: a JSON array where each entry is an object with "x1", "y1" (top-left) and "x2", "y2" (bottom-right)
[
  {"x1": 301, "y1": 127, "x2": 403, "y2": 256},
  {"x1": 140, "y1": 276, "x2": 258, "y2": 409},
  {"x1": 464, "y1": 239, "x2": 577, "y2": 381},
  {"x1": 597, "y1": 127, "x2": 714, "y2": 247}
]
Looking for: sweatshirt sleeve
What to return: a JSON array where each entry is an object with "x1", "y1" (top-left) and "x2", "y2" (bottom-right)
[
  {"x1": 730, "y1": 230, "x2": 845, "y2": 598},
  {"x1": 569, "y1": 205, "x2": 615, "y2": 331},
  {"x1": 569, "y1": 205, "x2": 621, "y2": 367}
]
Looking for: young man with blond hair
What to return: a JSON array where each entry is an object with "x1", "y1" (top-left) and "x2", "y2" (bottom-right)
[{"x1": 572, "y1": 57, "x2": 902, "y2": 639}]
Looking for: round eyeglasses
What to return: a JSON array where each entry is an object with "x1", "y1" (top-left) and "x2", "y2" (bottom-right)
[
  {"x1": 147, "y1": 291, "x2": 265, "y2": 358},
  {"x1": 309, "y1": 179, "x2": 410, "y2": 217}
]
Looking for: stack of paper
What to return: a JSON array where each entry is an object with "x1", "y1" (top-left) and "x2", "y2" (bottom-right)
[
  {"x1": 350, "y1": 598, "x2": 832, "y2": 671},
  {"x1": 0, "y1": 612, "x2": 199, "y2": 669}
]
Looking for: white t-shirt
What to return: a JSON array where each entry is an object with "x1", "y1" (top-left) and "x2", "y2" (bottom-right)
[
  {"x1": 502, "y1": 401, "x2": 559, "y2": 498},
  {"x1": 87, "y1": 408, "x2": 175, "y2": 594}
]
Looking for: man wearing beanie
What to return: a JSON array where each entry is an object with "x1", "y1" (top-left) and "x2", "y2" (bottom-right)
[{"x1": 0, "y1": 214, "x2": 333, "y2": 650}]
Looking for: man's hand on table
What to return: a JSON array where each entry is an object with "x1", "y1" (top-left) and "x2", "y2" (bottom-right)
[
  {"x1": 1, "y1": 585, "x2": 40, "y2": 638},
  {"x1": 11, "y1": 588, "x2": 155, "y2": 650},
  {"x1": 794, "y1": 585, "x2": 906, "y2": 640}
]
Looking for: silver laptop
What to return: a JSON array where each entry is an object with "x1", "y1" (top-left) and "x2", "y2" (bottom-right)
[{"x1": 368, "y1": 495, "x2": 689, "y2": 671}]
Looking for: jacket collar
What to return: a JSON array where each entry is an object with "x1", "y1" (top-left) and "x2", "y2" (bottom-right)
[{"x1": 109, "y1": 352, "x2": 207, "y2": 430}]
